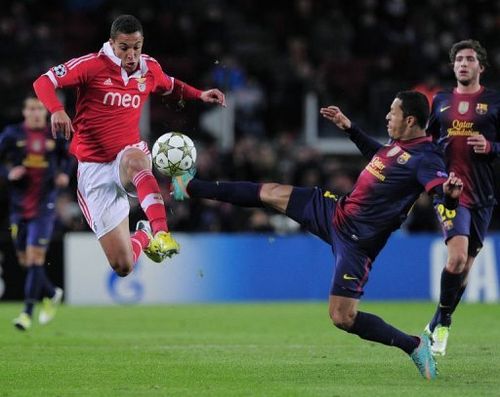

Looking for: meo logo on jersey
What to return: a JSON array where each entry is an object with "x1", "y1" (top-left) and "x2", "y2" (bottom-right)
[{"x1": 103, "y1": 92, "x2": 141, "y2": 108}]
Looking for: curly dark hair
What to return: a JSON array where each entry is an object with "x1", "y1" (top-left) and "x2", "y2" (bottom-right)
[{"x1": 449, "y1": 39, "x2": 489, "y2": 68}]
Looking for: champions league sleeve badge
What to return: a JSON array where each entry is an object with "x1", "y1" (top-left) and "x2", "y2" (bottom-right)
[{"x1": 53, "y1": 64, "x2": 67, "y2": 78}]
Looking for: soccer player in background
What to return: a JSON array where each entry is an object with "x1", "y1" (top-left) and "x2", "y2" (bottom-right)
[
  {"x1": 33, "y1": 15, "x2": 225, "y2": 276},
  {"x1": 424, "y1": 40, "x2": 500, "y2": 355},
  {"x1": 0, "y1": 93, "x2": 72, "y2": 330},
  {"x1": 170, "y1": 91, "x2": 463, "y2": 380}
]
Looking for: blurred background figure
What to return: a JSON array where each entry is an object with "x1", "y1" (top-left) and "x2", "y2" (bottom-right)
[{"x1": 0, "y1": 93, "x2": 73, "y2": 330}]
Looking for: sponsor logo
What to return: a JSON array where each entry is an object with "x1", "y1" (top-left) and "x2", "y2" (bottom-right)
[
  {"x1": 476, "y1": 103, "x2": 488, "y2": 115},
  {"x1": 366, "y1": 156, "x2": 386, "y2": 181},
  {"x1": 53, "y1": 64, "x2": 67, "y2": 77},
  {"x1": 440, "y1": 105, "x2": 451, "y2": 113},
  {"x1": 436, "y1": 171, "x2": 448, "y2": 178},
  {"x1": 458, "y1": 101, "x2": 469, "y2": 114},
  {"x1": 102, "y1": 92, "x2": 141, "y2": 108},
  {"x1": 446, "y1": 119, "x2": 479, "y2": 137},
  {"x1": 343, "y1": 274, "x2": 358, "y2": 281},
  {"x1": 103, "y1": 78, "x2": 113, "y2": 86}
]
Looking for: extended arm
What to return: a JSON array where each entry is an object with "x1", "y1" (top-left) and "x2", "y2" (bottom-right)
[{"x1": 320, "y1": 105, "x2": 383, "y2": 159}]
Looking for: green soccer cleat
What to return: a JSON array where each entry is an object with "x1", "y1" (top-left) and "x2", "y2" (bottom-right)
[
  {"x1": 431, "y1": 325, "x2": 450, "y2": 356},
  {"x1": 410, "y1": 333, "x2": 437, "y2": 380},
  {"x1": 13, "y1": 312, "x2": 32, "y2": 331},
  {"x1": 136, "y1": 220, "x2": 180, "y2": 262},
  {"x1": 171, "y1": 168, "x2": 196, "y2": 201},
  {"x1": 39, "y1": 287, "x2": 64, "y2": 325}
]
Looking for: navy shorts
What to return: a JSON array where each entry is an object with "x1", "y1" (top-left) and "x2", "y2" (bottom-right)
[
  {"x1": 286, "y1": 187, "x2": 375, "y2": 299},
  {"x1": 10, "y1": 212, "x2": 56, "y2": 252},
  {"x1": 434, "y1": 202, "x2": 493, "y2": 257}
]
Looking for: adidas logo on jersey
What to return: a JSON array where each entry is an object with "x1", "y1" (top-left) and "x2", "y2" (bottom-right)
[{"x1": 103, "y1": 78, "x2": 113, "y2": 86}]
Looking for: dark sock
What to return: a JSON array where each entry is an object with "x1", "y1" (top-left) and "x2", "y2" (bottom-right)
[
  {"x1": 188, "y1": 180, "x2": 263, "y2": 207},
  {"x1": 40, "y1": 267, "x2": 56, "y2": 298},
  {"x1": 429, "y1": 269, "x2": 463, "y2": 330},
  {"x1": 348, "y1": 311, "x2": 419, "y2": 355},
  {"x1": 24, "y1": 266, "x2": 44, "y2": 316},
  {"x1": 451, "y1": 282, "x2": 467, "y2": 313}
]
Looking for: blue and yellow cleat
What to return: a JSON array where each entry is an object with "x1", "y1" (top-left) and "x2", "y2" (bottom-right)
[
  {"x1": 13, "y1": 312, "x2": 32, "y2": 331},
  {"x1": 171, "y1": 168, "x2": 196, "y2": 201},
  {"x1": 136, "y1": 220, "x2": 180, "y2": 262},
  {"x1": 410, "y1": 333, "x2": 437, "y2": 380}
]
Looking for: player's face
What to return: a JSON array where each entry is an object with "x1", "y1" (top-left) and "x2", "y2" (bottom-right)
[
  {"x1": 22, "y1": 98, "x2": 48, "y2": 129},
  {"x1": 386, "y1": 98, "x2": 408, "y2": 140},
  {"x1": 453, "y1": 48, "x2": 484, "y2": 86},
  {"x1": 110, "y1": 32, "x2": 143, "y2": 74}
]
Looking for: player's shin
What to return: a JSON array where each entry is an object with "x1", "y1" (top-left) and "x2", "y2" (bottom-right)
[
  {"x1": 188, "y1": 180, "x2": 263, "y2": 207},
  {"x1": 24, "y1": 266, "x2": 45, "y2": 316},
  {"x1": 347, "y1": 311, "x2": 420, "y2": 354},
  {"x1": 429, "y1": 269, "x2": 463, "y2": 330},
  {"x1": 132, "y1": 169, "x2": 168, "y2": 234}
]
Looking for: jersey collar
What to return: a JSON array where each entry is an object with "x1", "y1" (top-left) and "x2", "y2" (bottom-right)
[{"x1": 100, "y1": 42, "x2": 148, "y2": 85}]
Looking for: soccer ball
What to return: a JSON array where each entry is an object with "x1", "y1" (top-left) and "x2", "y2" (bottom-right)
[{"x1": 152, "y1": 132, "x2": 197, "y2": 176}]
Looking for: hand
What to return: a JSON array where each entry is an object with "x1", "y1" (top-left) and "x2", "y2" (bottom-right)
[
  {"x1": 54, "y1": 173, "x2": 70, "y2": 188},
  {"x1": 51, "y1": 110, "x2": 74, "y2": 140},
  {"x1": 443, "y1": 171, "x2": 463, "y2": 199},
  {"x1": 8, "y1": 166, "x2": 26, "y2": 181},
  {"x1": 319, "y1": 106, "x2": 352, "y2": 130},
  {"x1": 467, "y1": 134, "x2": 491, "y2": 154},
  {"x1": 200, "y1": 89, "x2": 226, "y2": 107}
]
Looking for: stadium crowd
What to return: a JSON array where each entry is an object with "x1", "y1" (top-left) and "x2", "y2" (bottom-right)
[{"x1": 1, "y1": 0, "x2": 500, "y2": 236}]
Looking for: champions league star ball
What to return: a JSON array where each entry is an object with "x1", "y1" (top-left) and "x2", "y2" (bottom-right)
[{"x1": 152, "y1": 132, "x2": 197, "y2": 176}]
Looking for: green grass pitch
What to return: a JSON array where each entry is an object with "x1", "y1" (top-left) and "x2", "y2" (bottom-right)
[{"x1": 0, "y1": 302, "x2": 498, "y2": 397}]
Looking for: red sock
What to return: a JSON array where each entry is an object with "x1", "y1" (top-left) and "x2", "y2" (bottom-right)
[
  {"x1": 131, "y1": 229, "x2": 150, "y2": 262},
  {"x1": 132, "y1": 169, "x2": 168, "y2": 234}
]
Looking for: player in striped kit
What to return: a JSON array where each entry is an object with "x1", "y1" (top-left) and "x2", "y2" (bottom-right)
[
  {"x1": 0, "y1": 93, "x2": 73, "y2": 330},
  {"x1": 424, "y1": 40, "x2": 500, "y2": 355},
  {"x1": 33, "y1": 15, "x2": 225, "y2": 276}
]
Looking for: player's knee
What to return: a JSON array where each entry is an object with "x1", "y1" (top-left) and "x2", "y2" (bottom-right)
[
  {"x1": 329, "y1": 308, "x2": 356, "y2": 331},
  {"x1": 112, "y1": 263, "x2": 133, "y2": 277},
  {"x1": 109, "y1": 256, "x2": 134, "y2": 277},
  {"x1": 122, "y1": 151, "x2": 150, "y2": 181},
  {"x1": 446, "y1": 252, "x2": 467, "y2": 273}
]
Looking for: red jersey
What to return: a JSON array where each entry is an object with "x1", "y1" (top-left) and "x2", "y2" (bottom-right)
[{"x1": 36, "y1": 42, "x2": 199, "y2": 162}]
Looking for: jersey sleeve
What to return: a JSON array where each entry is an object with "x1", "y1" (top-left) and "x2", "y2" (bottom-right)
[
  {"x1": 147, "y1": 59, "x2": 175, "y2": 95},
  {"x1": 416, "y1": 150, "x2": 448, "y2": 193},
  {"x1": 43, "y1": 54, "x2": 96, "y2": 89}
]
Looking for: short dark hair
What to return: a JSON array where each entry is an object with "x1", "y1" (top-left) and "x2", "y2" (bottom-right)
[
  {"x1": 449, "y1": 39, "x2": 489, "y2": 68},
  {"x1": 396, "y1": 91, "x2": 429, "y2": 129},
  {"x1": 110, "y1": 15, "x2": 143, "y2": 39}
]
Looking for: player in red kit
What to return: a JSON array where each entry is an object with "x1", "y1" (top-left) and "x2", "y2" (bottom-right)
[{"x1": 33, "y1": 14, "x2": 225, "y2": 276}]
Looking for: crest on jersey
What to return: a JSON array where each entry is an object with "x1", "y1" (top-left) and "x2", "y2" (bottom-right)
[
  {"x1": 397, "y1": 151, "x2": 411, "y2": 164},
  {"x1": 476, "y1": 103, "x2": 488, "y2": 115},
  {"x1": 31, "y1": 139, "x2": 43, "y2": 152},
  {"x1": 458, "y1": 101, "x2": 469, "y2": 114},
  {"x1": 53, "y1": 64, "x2": 67, "y2": 78},
  {"x1": 387, "y1": 146, "x2": 401, "y2": 157},
  {"x1": 136, "y1": 77, "x2": 146, "y2": 92}
]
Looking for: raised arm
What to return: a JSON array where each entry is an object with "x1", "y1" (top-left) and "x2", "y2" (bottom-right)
[{"x1": 320, "y1": 105, "x2": 383, "y2": 159}]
